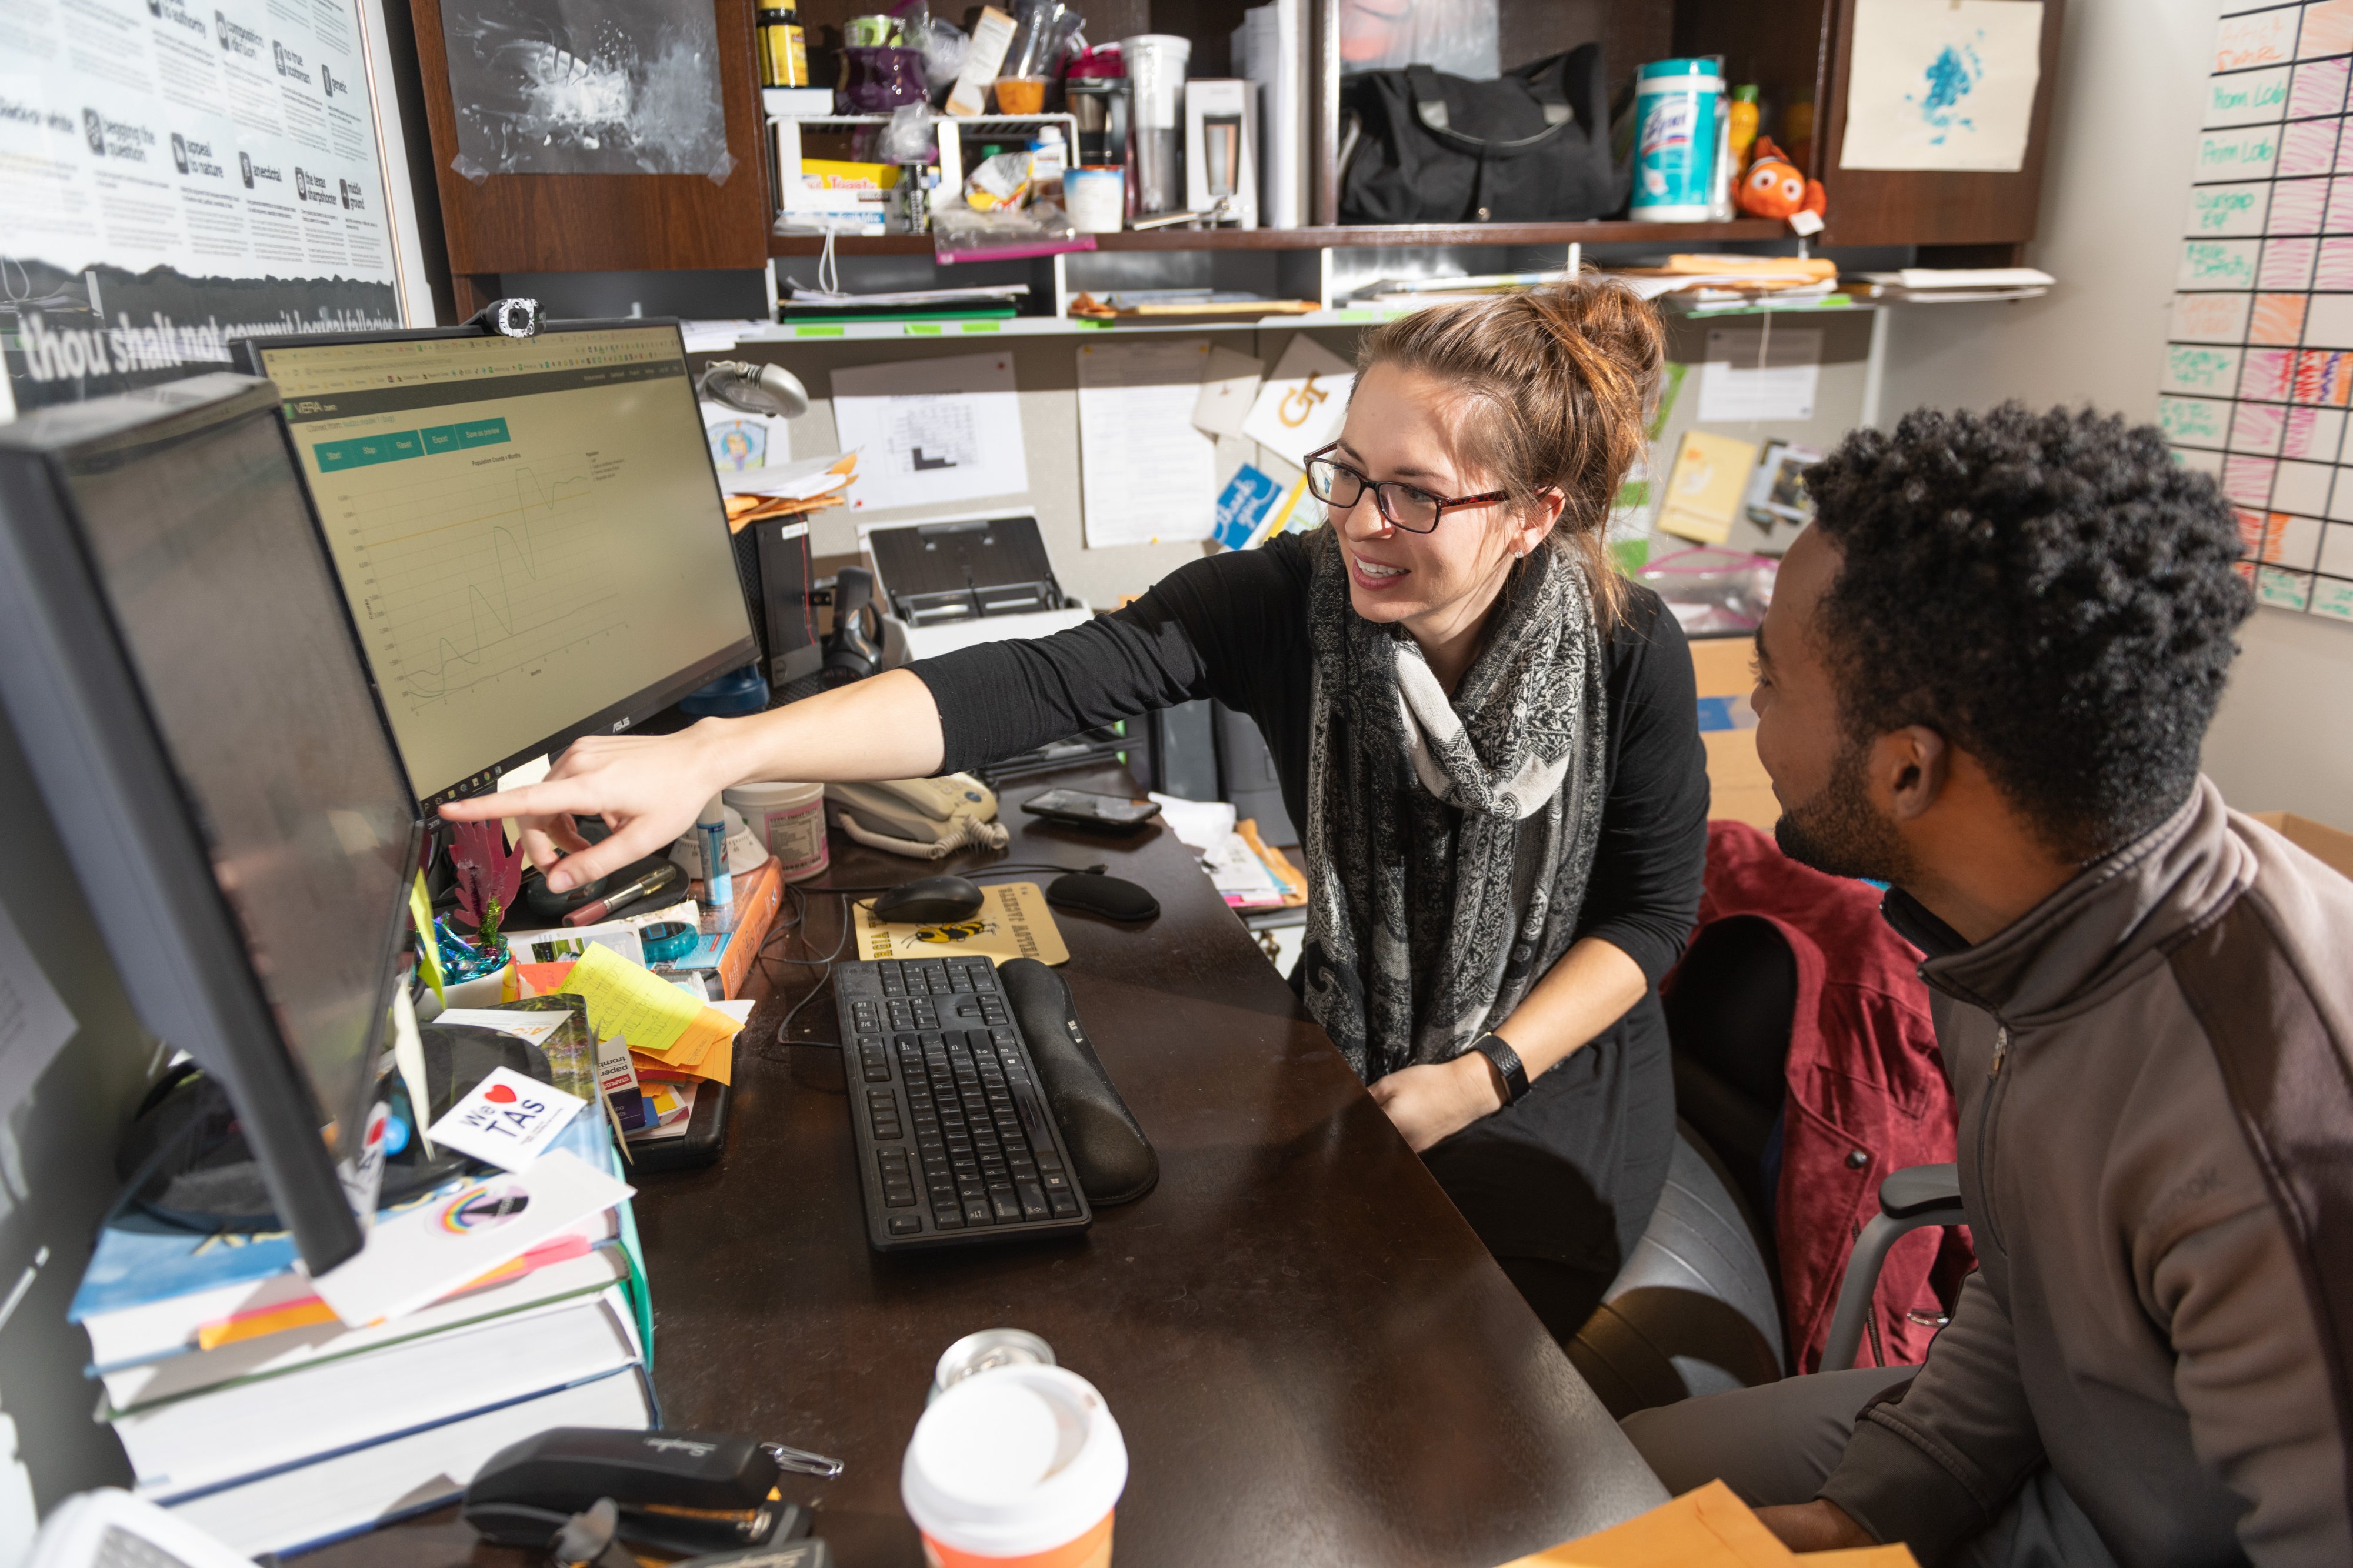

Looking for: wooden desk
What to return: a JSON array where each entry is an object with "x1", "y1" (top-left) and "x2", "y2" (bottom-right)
[{"x1": 304, "y1": 765, "x2": 1666, "y2": 1567}]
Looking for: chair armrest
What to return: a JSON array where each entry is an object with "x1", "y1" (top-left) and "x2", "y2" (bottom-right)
[
  {"x1": 1819, "y1": 1164, "x2": 1967, "y2": 1373},
  {"x1": 1878, "y1": 1162, "x2": 1961, "y2": 1220}
]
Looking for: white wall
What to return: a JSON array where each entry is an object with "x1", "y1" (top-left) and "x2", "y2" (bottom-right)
[{"x1": 1876, "y1": 0, "x2": 2353, "y2": 828}]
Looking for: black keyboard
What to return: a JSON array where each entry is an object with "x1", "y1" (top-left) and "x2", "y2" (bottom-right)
[{"x1": 833, "y1": 955, "x2": 1092, "y2": 1251}]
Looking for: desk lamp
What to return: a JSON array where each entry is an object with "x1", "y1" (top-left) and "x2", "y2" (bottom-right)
[{"x1": 696, "y1": 361, "x2": 810, "y2": 419}]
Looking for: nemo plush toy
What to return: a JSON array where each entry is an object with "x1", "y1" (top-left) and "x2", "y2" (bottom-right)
[{"x1": 1737, "y1": 137, "x2": 1827, "y2": 233}]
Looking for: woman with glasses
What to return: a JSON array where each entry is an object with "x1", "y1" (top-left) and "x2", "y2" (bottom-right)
[{"x1": 446, "y1": 280, "x2": 1707, "y2": 1340}]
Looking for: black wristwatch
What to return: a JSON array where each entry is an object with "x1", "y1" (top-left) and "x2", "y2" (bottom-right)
[{"x1": 1469, "y1": 1030, "x2": 1530, "y2": 1105}]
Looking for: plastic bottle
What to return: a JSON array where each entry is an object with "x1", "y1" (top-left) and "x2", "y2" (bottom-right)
[
  {"x1": 1728, "y1": 84, "x2": 1760, "y2": 175},
  {"x1": 696, "y1": 796, "x2": 732, "y2": 909},
  {"x1": 1784, "y1": 98, "x2": 1816, "y2": 174},
  {"x1": 1631, "y1": 58, "x2": 1726, "y2": 223},
  {"x1": 757, "y1": 4, "x2": 808, "y2": 88}
]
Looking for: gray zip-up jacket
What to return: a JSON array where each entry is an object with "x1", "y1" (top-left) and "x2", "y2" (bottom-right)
[{"x1": 1816, "y1": 779, "x2": 2353, "y2": 1566}]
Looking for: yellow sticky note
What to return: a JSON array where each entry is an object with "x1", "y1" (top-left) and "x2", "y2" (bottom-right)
[
  {"x1": 562, "y1": 943, "x2": 705, "y2": 1055},
  {"x1": 409, "y1": 873, "x2": 444, "y2": 1003},
  {"x1": 1659, "y1": 431, "x2": 1759, "y2": 545}
]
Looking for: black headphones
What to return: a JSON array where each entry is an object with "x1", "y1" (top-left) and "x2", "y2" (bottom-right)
[{"x1": 823, "y1": 565, "x2": 885, "y2": 685}]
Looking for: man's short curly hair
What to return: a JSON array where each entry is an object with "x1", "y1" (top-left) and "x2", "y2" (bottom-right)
[{"x1": 1806, "y1": 404, "x2": 2253, "y2": 860}]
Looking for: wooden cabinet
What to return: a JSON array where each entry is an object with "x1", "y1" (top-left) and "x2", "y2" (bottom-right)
[
  {"x1": 405, "y1": 0, "x2": 773, "y2": 313},
  {"x1": 401, "y1": 0, "x2": 2065, "y2": 290},
  {"x1": 1811, "y1": 0, "x2": 2065, "y2": 255}
]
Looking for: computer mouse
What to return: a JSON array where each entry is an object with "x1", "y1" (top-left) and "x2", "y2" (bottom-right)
[
  {"x1": 872, "y1": 874, "x2": 986, "y2": 926},
  {"x1": 1045, "y1": 871, "x2": 1160, "y2": 923}
]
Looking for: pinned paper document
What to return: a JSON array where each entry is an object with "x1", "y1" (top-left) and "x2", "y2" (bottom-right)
[
  {"x1": 1193, "y1": 345, "x2": 1265, "y2": 438},
  {"x1": 1659, "y1": 431, "x2": 1760, "y2": 545},
  {"x1": 1242, "y1": 336, "x2": 1354, "y2": 469},
  {"x1": 1213, "y1": 465, "x2": 1287, "y2": 550}
]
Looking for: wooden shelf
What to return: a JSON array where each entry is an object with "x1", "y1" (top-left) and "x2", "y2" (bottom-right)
[{"x1": 768, "y1": 218, "x2": 1787, "y2": 258}]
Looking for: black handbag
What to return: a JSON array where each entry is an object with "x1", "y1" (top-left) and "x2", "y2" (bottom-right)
[{"x1": 1339, "y1": 44, "x2": 1624, "y2": 225}]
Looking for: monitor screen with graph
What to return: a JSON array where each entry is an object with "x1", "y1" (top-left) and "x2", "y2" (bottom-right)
[{"x1": 244, "y1": 322, "x2": 756, "y2": 806}]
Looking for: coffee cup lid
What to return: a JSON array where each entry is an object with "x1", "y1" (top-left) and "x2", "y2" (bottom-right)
[{"x1": 902, "y1": 1365, "x2": 1128, "y2": 1556}]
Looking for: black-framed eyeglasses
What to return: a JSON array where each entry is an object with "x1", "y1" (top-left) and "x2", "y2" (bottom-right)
[{"x1": 1302, "y1": 444, "x2": 1509, "y2": 533}]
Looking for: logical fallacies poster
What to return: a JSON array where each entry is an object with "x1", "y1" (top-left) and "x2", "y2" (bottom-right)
[{"x1": 0, "y1": 0, "x2": 401, "y2": 414}]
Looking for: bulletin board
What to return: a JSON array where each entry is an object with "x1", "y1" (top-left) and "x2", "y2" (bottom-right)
[{"x1": 2164, "y1": 0, "x2": 2353, "y2": 623}]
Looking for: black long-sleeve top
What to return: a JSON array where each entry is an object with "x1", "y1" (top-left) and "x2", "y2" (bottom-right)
[{"x1": 909, "y1": 532, "x2": 1710, "y2": 990}]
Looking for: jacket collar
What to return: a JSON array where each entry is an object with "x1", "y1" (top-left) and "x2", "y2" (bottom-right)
[{"x1": 1888, "y1": 778, "x2": 2254, "y2": 1023}]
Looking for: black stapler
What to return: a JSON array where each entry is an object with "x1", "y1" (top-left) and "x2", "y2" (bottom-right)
[{"x1": 463, "y1": 1427, "x2": 841, "y2": 1557}]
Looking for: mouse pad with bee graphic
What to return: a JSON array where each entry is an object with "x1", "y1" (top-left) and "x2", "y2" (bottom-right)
[{"x1": 851, "y1": 880, "x2": 1070, "y2": 966}]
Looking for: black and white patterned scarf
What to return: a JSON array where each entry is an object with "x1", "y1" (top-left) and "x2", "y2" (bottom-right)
[{"x1": 1297, "y1": 529, "x2": 1610, "y2": 1082}]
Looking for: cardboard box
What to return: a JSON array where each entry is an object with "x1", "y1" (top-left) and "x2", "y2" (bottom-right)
[
  {"x1": 1687, "y1": 635, "x2": 1778, "y2": 832},
  {"x1": 2251, "y1": 812, "x2": 2353, "y2": 880}
]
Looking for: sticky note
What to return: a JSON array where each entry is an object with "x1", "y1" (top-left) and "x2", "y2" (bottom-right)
[
  {"x1": 409, "y1": 873, "x2": 443, "y2": 1002},
  {"x1": 562, "y1": 943, "x2": 705, "y2": 1054}
]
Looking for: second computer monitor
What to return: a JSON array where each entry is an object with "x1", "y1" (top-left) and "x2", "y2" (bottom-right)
[{"x1": 244, "y1": 323, "x2": 757, "y2": 806}]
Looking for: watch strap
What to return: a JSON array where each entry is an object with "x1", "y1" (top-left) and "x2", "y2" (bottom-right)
[{"x1": 1470, "y1": 1030, "x2": 1529, "y2": 1105}]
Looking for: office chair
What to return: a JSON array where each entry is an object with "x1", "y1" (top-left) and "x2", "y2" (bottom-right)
[{"x1": 1566, "y1": 920, "x2": 1965, "y2": 1419}]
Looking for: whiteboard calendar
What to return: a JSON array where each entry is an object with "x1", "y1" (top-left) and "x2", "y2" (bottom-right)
[{"x1": 2164, "y1": 0, "x2": 2353, "y2": 623}]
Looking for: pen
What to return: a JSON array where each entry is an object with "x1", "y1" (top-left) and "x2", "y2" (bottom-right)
[{"x1": 563, "y1": 862, "x2": 683, "y2": 926}]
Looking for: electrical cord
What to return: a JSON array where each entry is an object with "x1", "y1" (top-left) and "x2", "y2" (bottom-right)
[
  {"x1": 752, "y1": 863, "x2": 1110, "y2": 1063},
  {"x1": 789, "y1": 861, "x2": 1106, "y2": 897}
]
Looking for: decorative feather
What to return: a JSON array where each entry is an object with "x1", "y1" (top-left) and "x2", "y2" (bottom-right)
[{"x1": 449, "y1": 820, "x2": 525, "y2": 943}]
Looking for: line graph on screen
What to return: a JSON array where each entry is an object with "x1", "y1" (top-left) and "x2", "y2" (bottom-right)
[{"x1": 322, "y1": 458, "x2": 634, "y2": 710}]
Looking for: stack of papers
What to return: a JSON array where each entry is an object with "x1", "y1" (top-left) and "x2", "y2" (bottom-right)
[
  {"x1": 1849, "y1": 266, "x2": 2054, "y2": 303},
  {"x1": 784, "y1": 281, "x2": 1029, "y2": 309},
  {"x1": 720, "y1": 453, "x2": 859, "y2": 532},
  {"x1": 1348, "y1": 269, "x2": 1572, "y2": 306},
  {"x1": 515, "y1": 943, "x2": 748, "y2": 1089},
  {"x1": 74, "y1": 1110, "x2": 649, "y2": 1557},
  {"x1": 1150, "y1": 793, "x2": 1304, "y2": 909},
  {"x1": 1070, "y1": 289, "x2": 1320, "y2": 321},
  {"x1": 1609, "y1": 255, "x2": 1841, "y2": 303}
]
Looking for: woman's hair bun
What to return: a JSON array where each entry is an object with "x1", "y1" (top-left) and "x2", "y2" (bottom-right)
[{"x1": 1358, "y1": 278, "x2": 1667, "y2": 623}]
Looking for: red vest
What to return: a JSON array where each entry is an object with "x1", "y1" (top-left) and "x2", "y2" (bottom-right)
[{"x1": 1686, "y1": 822, "x2": 1975, "y2": 1373}]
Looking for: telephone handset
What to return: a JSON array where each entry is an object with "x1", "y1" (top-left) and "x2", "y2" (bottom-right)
[{"x1": 825, "y1": 773, "x2": 1008, "y2": 859}]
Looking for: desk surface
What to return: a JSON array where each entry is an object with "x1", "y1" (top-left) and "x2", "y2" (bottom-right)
[{"x1": 305, "y1": 765, "x2": 1664, "y2": 1567}]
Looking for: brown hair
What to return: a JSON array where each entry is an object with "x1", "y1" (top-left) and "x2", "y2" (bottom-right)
[{"x1": 1356, "y1": 278, "x2": 1665, "y2": 628}]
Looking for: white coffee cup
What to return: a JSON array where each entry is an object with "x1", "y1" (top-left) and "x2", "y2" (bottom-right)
[
  {"x1": 1065, "y1": 167, "x2": 1125, "y2": 233},
  {"x1": 902, "y1": 1364, "x2": 1127, "y2": 1566}
]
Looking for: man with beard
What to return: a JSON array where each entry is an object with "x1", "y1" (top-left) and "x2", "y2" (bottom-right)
[{"x1": 1619, "y1": 405, "x2": 2353, "y2": 1567}]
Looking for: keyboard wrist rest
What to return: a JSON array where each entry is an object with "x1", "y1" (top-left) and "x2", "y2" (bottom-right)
[{"x1": 997, "y1": 958, "x2": 1158, "y2": 1206}]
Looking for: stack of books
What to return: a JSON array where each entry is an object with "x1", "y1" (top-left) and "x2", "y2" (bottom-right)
[{"x1": 70, "y1": 1114, "x2": 649, "y2": 1559}]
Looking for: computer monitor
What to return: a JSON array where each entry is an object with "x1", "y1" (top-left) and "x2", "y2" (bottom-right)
[
  {"x1": 0, "y1": 375, "x2": 422, "y2": 1274},
  {"x1": 239, "y1": 322, "x2": 758, "y2": 807}
]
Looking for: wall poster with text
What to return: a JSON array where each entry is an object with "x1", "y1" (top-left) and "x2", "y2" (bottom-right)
[{"x1": 0, "y1": 0, "x2": 404, "y2": 415}]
